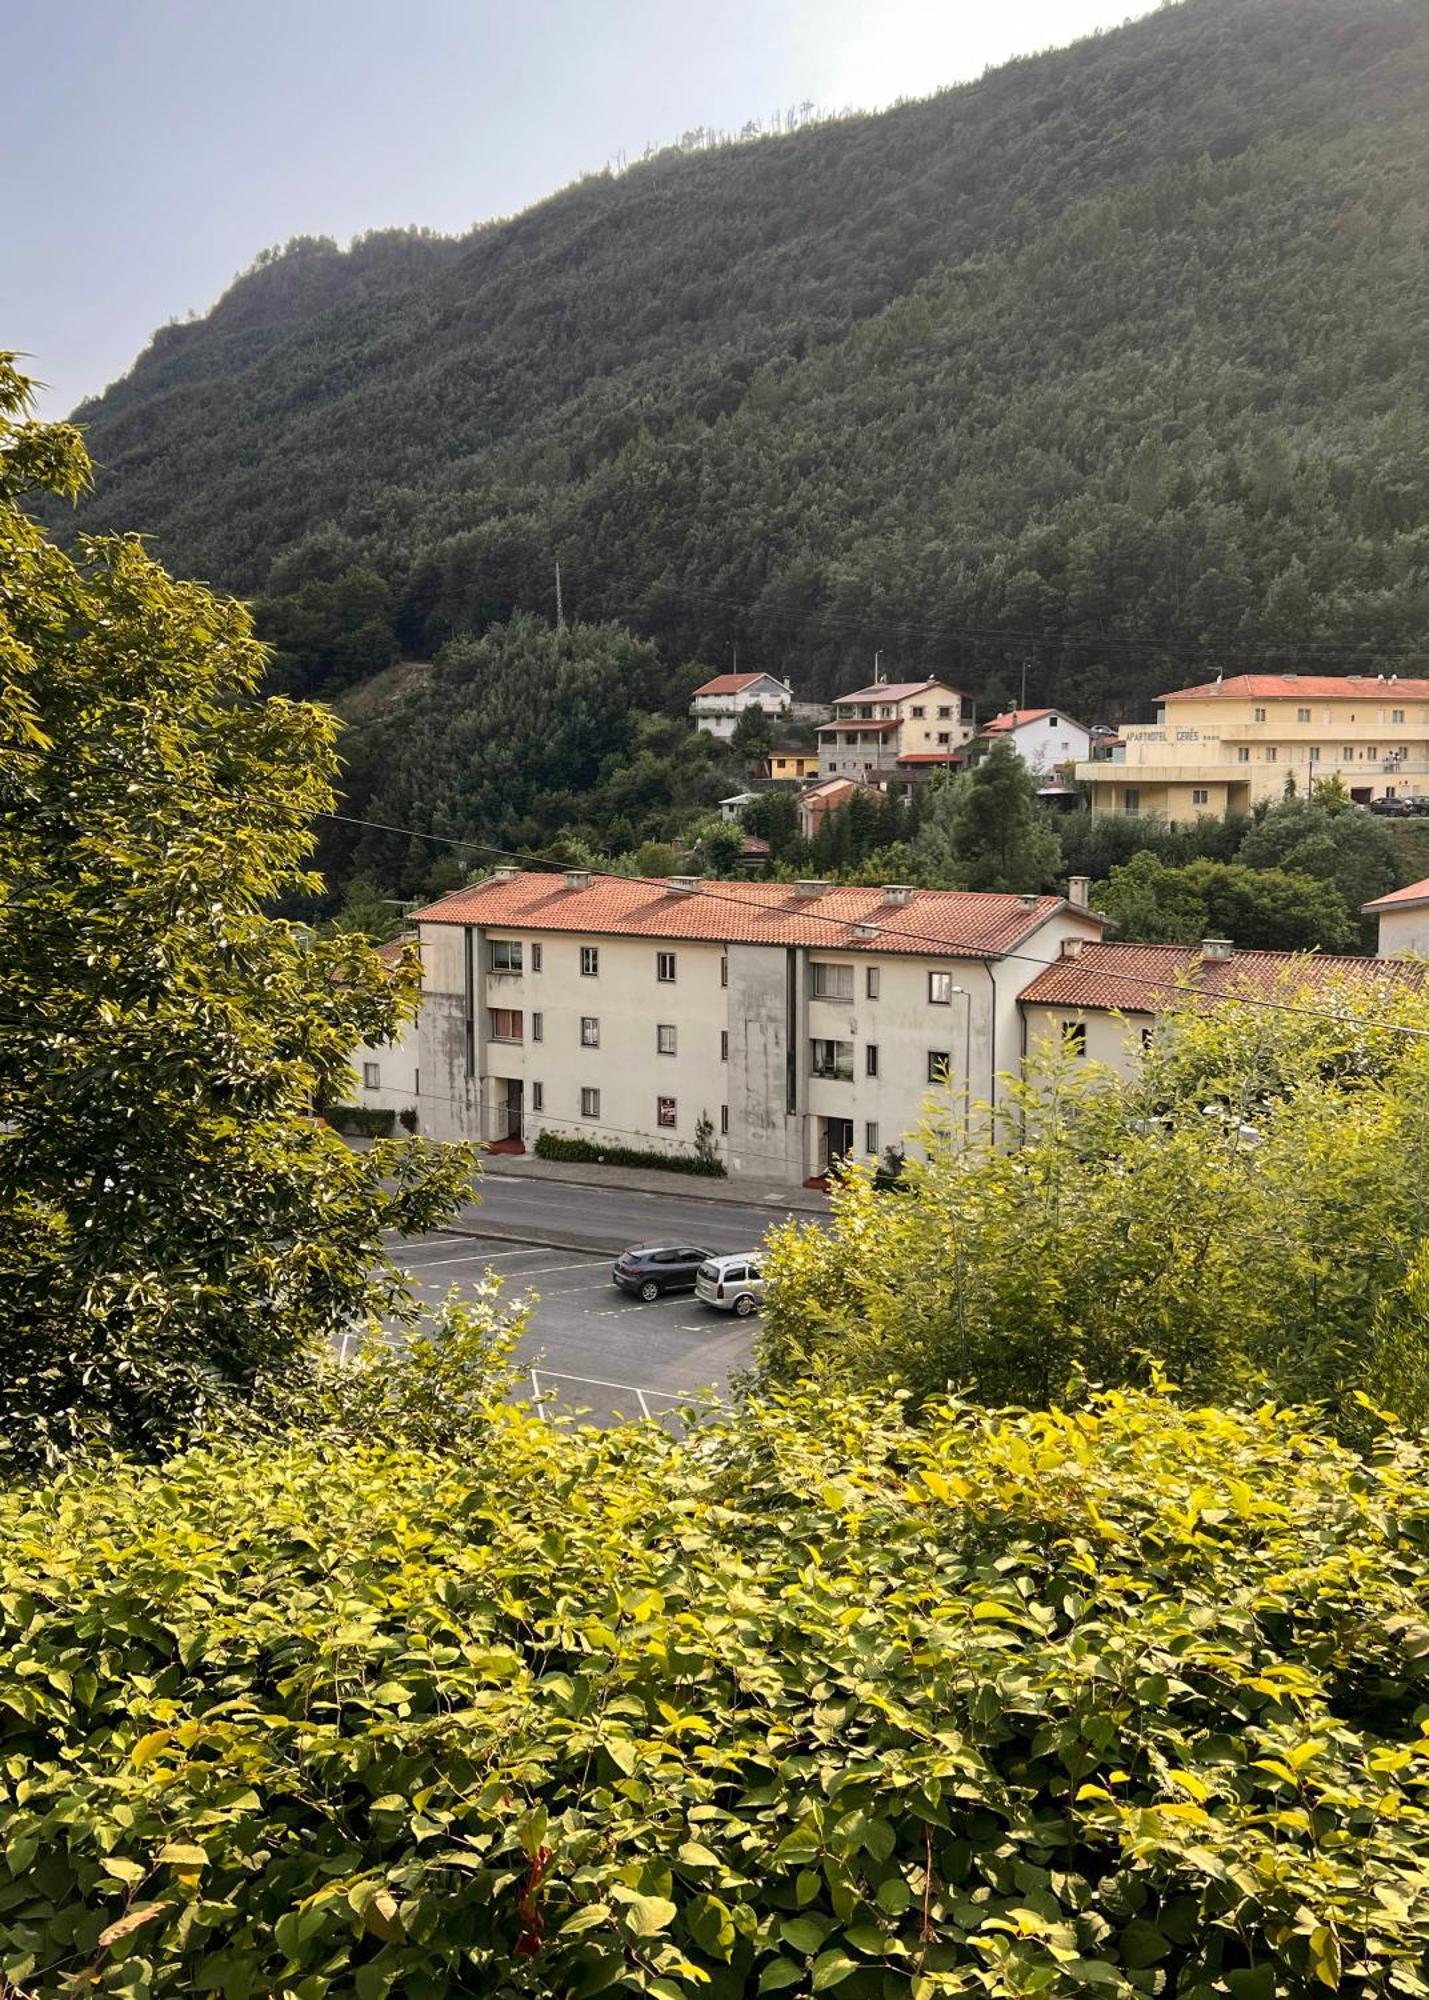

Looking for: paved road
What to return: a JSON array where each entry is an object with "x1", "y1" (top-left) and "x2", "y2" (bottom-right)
[
  {"x1": 376, "y1": 1229, "x2": 759, "y2": 1429},
  {"x1": 466, "y1": 1171, "x2": 814, "y2": 1256}
]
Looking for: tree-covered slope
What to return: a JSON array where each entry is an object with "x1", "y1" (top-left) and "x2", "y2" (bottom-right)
[{"x1": 64, "y1": 0, "x2": 1429, "y2": 710}]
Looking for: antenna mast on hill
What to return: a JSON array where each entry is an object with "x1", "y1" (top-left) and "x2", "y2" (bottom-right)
[
  {"x1": 555, "y1": 562, "x2": 564, "y2": 630},
  {"x1": 874, "y1": 649, "x2": 884, "y2": 683}
]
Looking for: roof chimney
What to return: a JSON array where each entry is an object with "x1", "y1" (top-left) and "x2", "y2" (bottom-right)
[
  {"x1": 1018, "y1": 892, "x2": 1040, "y2": 909},
  {"x1": 1066, "y1": 874, "x2": 1090, "y2": 909},
  {"x1": 490, "y1": 865, "x2": 521, "y2": 883},
  {"x1": 794, "y1": 879, "x2": 832, "y2": 899},
  {"x1": 1201, "y1": 937, "x2": 1235, "y2": 961},
  {"x1": 881, "y1": 883, "x2": 915, "y2": 906},
  {"x1": 563, "y1": 869, "x2": 591, "y2": 891},
  {"x1": 1061, "y1": 935, "x2": 1086, "y2": 961},
  {"x1": 665, "y1": 876, "x2": 701, "y2": 896},
  {"x1": 854, "y1": 921, "x2": 880, "y2": 940}
]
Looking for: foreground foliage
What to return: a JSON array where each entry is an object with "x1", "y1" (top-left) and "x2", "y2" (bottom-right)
[{"x1": 3, "y1": 1378, "x2": 1429, "y2": 1997}]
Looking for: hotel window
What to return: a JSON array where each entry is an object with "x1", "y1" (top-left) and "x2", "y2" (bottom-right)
[
  {"x1": 580, "y1": 1087, "x2": 600, "y2": 1119},
  {"x1": 865, "y1": 967, "x2": 880, "y2": 1000},
  {"x1": 720, "y1": 1030, "x2": 729, "y2": 1062},
  {"x1": 1192, "y1": 788, "x2": 1209, "y2": 806},
  {"x1": 927, "y1": 1051, "x2": 950, "y2": 1083},
  {"x1": 1393, "y1": 708, "x2": 1405, "y2": 724},
  {"x1": 1297, "y1": 707, "x2": 1311, "y2": 724},
  {"x1": 363, "y1": 1062, "x2": 380, "y2": 1089},
  {"x1": 1264, "y1": 746, "x2": 1276, "y2": 762},
  {"x1": 657, "y1": 1096, "x2": 677, "y2": 1129},
  {"x1": 532, "y1": 1011, "x2": 544, "y2": 1042},
  {"x1": 1237, "y1": 747, "x2": 1250, "y2": 763},
  {"x1": 1367, "y1": 746, "x2": 1378, "y2": 759},
  {"x1": 532, "y1": 1082, "x2": 545, "y2": 1112},
  {"x1": 1061, "y1": 1021, "x2": 1088, "y2": 1058},
  {"x1": 865, "y1": 1044, "x2": 879, "y2": 1077},
  {"x1": 1124, "y1": 788, "x2": 1141, "y2": 814},
  {"x1": 1343, "y1": 747, "x2": 1356, "y2": 762},
  {"x1": 530, "y1": 942, "x2": 543, "y2": 973},
  {"x1": 810, "y1": 961, "x2": 854, "y2": 1002},
  {"x1": 580, "y1": 1016, "x2": 599, "y2": 1047},
  {"x1": 656, "y1": 950, "x2": 677, "y2": 983},
  {"x1": 580, "y1": 945, "x2": 599, "y2": 977},
  {"x1": 1309, "y1": 746, "x2": 1320, "y2": 763},
  {"x1": 865, "y1": 1122, "x2": 880, "y2": 1155},
  {"x1": 720, "y1": 1105, "x2": 729, "y2": 1135},
  {"x1": 488, "y1": 1008, "x2": 522, "y2": 1042},
  {"x1": 489, "y1": 938, "x2": 523, "y2": 972},
  {"x1": 657, "y1": 1023, "x2": 677, "y2": 1055},
  {"x1": 1254, "y1": 707, "x2": 1267, "y2": 723},
  {"x1": 929, "y1": 970, "x2": 954, "y2": 1004}
]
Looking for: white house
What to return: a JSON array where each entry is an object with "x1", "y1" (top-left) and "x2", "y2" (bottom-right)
[
  {"x1": 689, "y1": 672, "x2": 793, "y2": 739},
  {"x1": 974, "y1": 707, "x2": 1091, "y2": 774},
  {"x1": 1364, "y1": 879, "x2": 1429, "y2": 956}
]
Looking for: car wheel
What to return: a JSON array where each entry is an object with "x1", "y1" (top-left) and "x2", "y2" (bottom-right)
[
  {"x1": 733, "y1": 1292, "x2": 757, "y2": 1317},
  {"x1": 639, "y1": 1279, "x2": 660, "y2": 1302}
]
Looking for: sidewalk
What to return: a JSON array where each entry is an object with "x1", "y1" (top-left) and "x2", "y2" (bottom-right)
[{"x1": 476, "y1": 1149, "x2": 830, "y2": 1214}]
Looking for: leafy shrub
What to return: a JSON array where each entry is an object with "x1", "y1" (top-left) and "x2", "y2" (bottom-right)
[
  {"x1": 534, "y1": 1131, "x2": 726, "y2": 1176},
  {"x1": 2, "y1": 1383, "x2": 1429, "y2": 1995},
  {"x1": 397, "y1": 1106, "x2": 419, "y2": 1134},
  {"x1": 324, "y1": 1104, "x2": 398, "y2": 1138}
]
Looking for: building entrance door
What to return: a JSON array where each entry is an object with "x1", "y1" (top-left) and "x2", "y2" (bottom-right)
[
  {"x1": 822, "y1": 1117, "x2": 854, "y2": 1173},
  {"x1": 504, "y1": 1077, "x2": 524, "y2": 1141}
]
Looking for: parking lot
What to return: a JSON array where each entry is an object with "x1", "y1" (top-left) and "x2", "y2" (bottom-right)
[{"x1": 369, "y1": 1228, "x2": 760, "y2": 1428}]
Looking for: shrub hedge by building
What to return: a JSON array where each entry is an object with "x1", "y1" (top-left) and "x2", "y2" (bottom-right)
[
  {"x1": 533, "y1": 1131, "x2": 726, "y2": 1176},
  {"x1": 1, "y1": 1382, "x2": 1427, "y2": 1996}
]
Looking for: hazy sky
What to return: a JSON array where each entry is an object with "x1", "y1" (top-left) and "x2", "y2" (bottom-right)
[{"x1": 5, "y1": 0, "x2": 1158, "y2": 417}]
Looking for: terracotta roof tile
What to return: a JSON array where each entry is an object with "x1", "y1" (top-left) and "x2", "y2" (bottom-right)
[
  {"x1": 412, "y1": 873, "x2": 1089, "y2": 959},
  {"x1": 1363, "y1": 877, "x2": 1429, "y2": 913},
  {"x1": 1158, "y1": 673, "x2": 1429, "y2": 703},
  {"x1": 1020, "y1": 940, "x2": 1419, "y2": 1014},
  {"x1": 981, "y1": 707, "x2": 1060, "y2": 732},
  {"x1": 691, "y1": 672, "x2": 781, "y2": 697}
]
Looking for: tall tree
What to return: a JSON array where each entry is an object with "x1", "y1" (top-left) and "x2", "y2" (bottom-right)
[
  {"x1": 942, "y1": 741, "x2": 1062, "y2": 893},
  {"x1": 0, "y1": 357, "x2": 471, "y2": 1470}
]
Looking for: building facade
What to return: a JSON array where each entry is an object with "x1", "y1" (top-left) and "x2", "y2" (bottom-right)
[
  {"x1": 407, "y1": 869, "x2": 1105, "y2": 1183},
  {"x1": 1364, "y1": 879, "x2": 1429, "y2": 956},
  {"x1": 767, "y1": 751, "x2": 819, "y2": 784},
  {"x1": 818, "y1": 680, "x2": 973, "y2": 780},
  {"x1": 348, "y1": 937, "x2": 421, "y2": 1121},
  {"x1": 1077, "y1": 673, "x2": 1429, "y2": 822},
  {"x1": 688, "y1": 671, "x2": 793, "y2": 739},
  {"x1": 973, "y1": 707, "x2": 1091, "y2": 774}
]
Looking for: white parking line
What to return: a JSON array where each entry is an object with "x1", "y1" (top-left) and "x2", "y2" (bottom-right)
[
  {"x1": 398, "y1": 1245, "x2": 561, "y2": 1273},
  {"x1": 531, "y1": 1368, "x2": 699, "y2": 1404}
]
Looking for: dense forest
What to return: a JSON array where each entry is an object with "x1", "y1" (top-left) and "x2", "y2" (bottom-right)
[{"x1": 60, "y1": 0, "x2": 1428, "y2": 724}]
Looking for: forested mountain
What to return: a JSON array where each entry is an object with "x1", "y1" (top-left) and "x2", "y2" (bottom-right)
[{"x1": 61, "y1": 0, "x2": 1428, "y2": 719}]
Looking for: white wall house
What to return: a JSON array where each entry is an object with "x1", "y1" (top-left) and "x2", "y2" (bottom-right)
[
  {"x1": 402, "y1": 868, "x2": 1106, "y2": 1184},
  {"x1": 1364, "y1": 879, "x2": 1429, "y2": 957},
  {"x1": 975, "y1": 707, "x2": 1091, "y2": 774},
  {"x1": 689, "y1": 672, "x2": 793, "y2": 739}
]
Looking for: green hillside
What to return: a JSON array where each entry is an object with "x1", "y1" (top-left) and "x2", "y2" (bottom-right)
[{"x1": 63, "y1": 0, "x2": 1429, "y2": 716}]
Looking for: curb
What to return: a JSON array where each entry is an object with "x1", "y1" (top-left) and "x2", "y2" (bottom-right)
[{"x1": 478, "y1": 1162, "x2": 828, "y2": 1215}]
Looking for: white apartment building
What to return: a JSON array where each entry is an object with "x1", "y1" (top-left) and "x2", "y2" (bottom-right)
[
  {"x1": 818, "y1": 680, "x2": 974, "y2": 780},
  {"x1": 348, "y1": 936, "x2": 421, "y2": 1121},
  {"x1": 688, "y1": 671, "x2": 793, "y2": 739},
  {"x1": 407, "y1": 868, "x2": 1106, "y2": 1183}
]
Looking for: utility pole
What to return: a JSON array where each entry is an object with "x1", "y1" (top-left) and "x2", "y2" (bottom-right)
[
  {"x1": 874, "y1": 649, "x2": 884, "y2": 683},
  {"x1": 732, "y1": 641, "x2": 738, "y2": 673},
  {"x1": 555, "y1": 561, "x2": 564, "y2": 630},
  {"x1": 1020, "y1": 659, "x2": 1030, "y2": 711}
]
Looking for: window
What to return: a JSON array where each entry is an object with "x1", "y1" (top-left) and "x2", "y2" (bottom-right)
[
  {"x1": 580, "y1": 945, "x2": 599, "y2": 977},
  {"x1": 1297, "y1": 707, "x2": 1311, "y2": 724},
  {"x1": 910, "y1": 705, "x2": 925, "y2": 718},
  {"x1": 1367, "y1": 746, "x2": 1378, "y2": 759},
  {"x1": 362, "y1": 1061, "x2": 380, "y2": 1090},
  {"x1": 532, "y1": 1081, "x2": 545, "y2": 1112},
  {"x1": 927, "y1": 1051, "x2": 951, "y2": 1083},
  {"x1": 580, "y1": 1087, "x2": 600, "y2": 1119},
  {"x1": 489, "y1": 938, "x2": 523, "y2": 972},
  {"x1": 720, "y1": 955, "x2": 728, "y2": 988},
  {"x1": 810, "y1": 961, "x2": 854, "y2": 1002},
  {"x1": 1254, "y1": 707, "x2": 1267, "y2": 723},
  {"x1": 656, "y1": 951, "x2": 677, "y2": 983},
  {"x1": 1393, "y1": 708, "x2": 1405, "y2": 724},
  {"x1": 1140, "y1": 1027, "x2": 1154, "y2": 1051},
  {"x1": 1191, "y1": 788, "x2": 1209, "y2": 806},
  {"x1": 532, "y1": 1011, "x2": 544, "y2": 1042},
  {"x1": 1309, "y1": 746, "x2": 1320, "y2": 763},
  {"x1": 865, "y1": 967, "x2": 880, "y2": 1000},
  {"x1": 657, "y1": 1023, "x2": 677, "y2": 1055},
  {"x1": 488, "y1": 1008, "x2": 523, "y2": 1042},
  {"x1": 1237, "y1": 747, "x2": 1251, "y2": 764},
  {"x1": 865, "y1": 1043, "x2": 879, "y2": 1077},
  {"x1": 937, "y1": 704, "x2": 954, "y2": 719},
  {"x1": 936, "y1": 731, "x2": 951, "y2": 745},
  {"x1": 929, "y1": 970, "x2": 955, "y2": 1005},
  {"x1": 657, "y1": 1096, "x2": 677, "y2": 1129},
  {"x1": 1061, "y1": 1021, "x2": 1088, "y2": 1057},
  {"x1": 865, "y1": 1122, "x2": 880, "y2": 1155},
  {"x1": 530, "y1": 942, "x2": 543, "y2": 974},
  {"x1": 720, "y1": 1030, "x2": 729, "y2": 1062},
  {"x1": 810, "y1": 1038, "x2": 854, "y2": 1080},
  {"x1": 1124, "y1": 788, "x2": 1141, "y2": 814},
  {"x1": 720, "y1": 1105, "x2": 729, "y2": 1135},
  {"x1": 580, "y1": 1016, "x2": 599, "y2": 1047},
  {"x1": 1343, "y1": 746, "x2": 1356, "y2": 762}
]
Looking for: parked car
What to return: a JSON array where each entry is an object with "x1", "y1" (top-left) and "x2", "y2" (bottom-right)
[
  {"x1": 1400, "y1": 796, "x2": 1429, "y2": 817},
  {"x1": 695, "y1": 1253, "x2": 766, "y2": 1316},
  {"x1": 1370, "y1": 796, "x2": 1415, "y2": 817},
  {"x1": 611, "y1": 1244, "x2": 713, "y2": 1301}
]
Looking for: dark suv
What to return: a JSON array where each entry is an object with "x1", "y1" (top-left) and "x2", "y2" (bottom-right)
[{"x1": 611, "y1": 1245, "x2": 713, "y2": 1301}]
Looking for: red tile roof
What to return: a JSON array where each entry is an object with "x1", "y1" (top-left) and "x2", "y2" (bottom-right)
[
  {"x1": 1363, "y1": 878, "x2": 1429, "y2": 913},
  {"x1": 896, "y1": 750, "x2": 968, "y2": 764},
  {"x1": 818, "y1": 718, "x2": 898, "y2": 734},
  {"x1": 691, "y1": 672, "x2": 784, "y2": 698},
  {"x1": 833, "y1": 680, "x2": 965, "y2": 705},
  {"x1": 1158, "y1": 674, "x2": 1429, "y2": 703},
  {"x1": 981, "y1": 707, "x2": 1065, "y2": 733},
  {"x1": 1020, "y1": 940, "x2": 1419, "y2": 1014},
  {"x1": 413, "y1": 873, "x2": 1091, "y2": 959}
]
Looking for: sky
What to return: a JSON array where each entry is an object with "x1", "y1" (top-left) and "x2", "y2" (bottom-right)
[{"x1": 4, "y1": 0, "x2": 1159, "y2": 418}]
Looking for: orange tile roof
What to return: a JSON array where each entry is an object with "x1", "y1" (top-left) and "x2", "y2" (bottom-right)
[
  {"x1": 1020, "y1": 940, "x2": 1419, "y2": 1014},
  {"x1": 896, "y1": 750, "x2": 968, "y2": 764},
  {"x1": 1158, "y1": 674, "x2": 1429, "y2": 703},
  {"x1": 981, "y1": 707, "x2": 1061, "y2": 732},
  {"x1": 819, "y1": 718, "x2": 897, "y2": 734},
  {"x1": 691, "y1": 672, "x2": 783, "y2": 697},
  {"x1": 833, "y1": 680, "x2": 965, "y2": 705},
  {"x1": 413, "y1": 873, "x2": 1088, "y2": 959},
  {"x1": 1363, "y1": 878, "x2": 1429, "y2": 913}
]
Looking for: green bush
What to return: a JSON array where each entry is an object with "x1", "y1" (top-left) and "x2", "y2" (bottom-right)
[
  {"x1": 534, "y1": 1130, "x2": 726, "y2": 1176},
  {"x1": 2, "y1": 1382, "x2": 1429, "y2": 1995},
  {"x1": 324, "y1": 1104, "x2": 398, "y2": 1138}
]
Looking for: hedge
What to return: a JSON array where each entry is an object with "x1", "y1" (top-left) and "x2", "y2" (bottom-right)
[
  {"x1": 2, "y1": 1382, "x2": 1428, "y2": 1996},
  {"x1": 324, "y1": 1104, "x2": 398, "y2": 1138},
  {"x1": 534, "y1": 1130, "x2": 726, "y2": 1176}
]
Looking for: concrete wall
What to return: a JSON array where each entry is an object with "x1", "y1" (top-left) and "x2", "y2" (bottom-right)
[
  {"x1": 1022, "y1": 1002, "x2": 1154, "y2": 1081},
  {"x1": 1375, "y1": 906, "x2": 1429, "y2": 957},
  {"x1": 725, "y1": 944, "x2": 802, "y2": 1181}
]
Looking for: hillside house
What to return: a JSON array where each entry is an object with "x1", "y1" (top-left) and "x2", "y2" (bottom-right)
[
  {"x1": 818, "y1": 679, "x2": 974, "y2": 780},
  {"x1": 972, "y1": 707, "x2": 1091, "y2": 774},
  {"x1": 689, "y1": 671, "x2": 793, "y2": 739}
]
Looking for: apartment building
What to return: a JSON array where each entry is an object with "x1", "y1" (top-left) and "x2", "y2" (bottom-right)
[
  {"x1": 348, "y1": 936, "x2": 420, "y2": 1120},
  {"x1": 1020, "y1": 935, "x2": 1418, "y2": 1077},
  {"x1": 818, "y1": 679, "x2": 974, "y2": 780},
  {"x1": 688, "y1": 671, "x2": 793, "y2": 739},
  {"x1": 1078, "y1": 673, "x2": 1429, "y2": 821},
  {"x1": 408, "y1": 868, "x2": 1105, "y2": 1183}
]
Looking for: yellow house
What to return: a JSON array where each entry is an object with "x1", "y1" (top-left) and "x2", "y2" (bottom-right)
[
  {"x1": 1077, "y1": 673, "x2": 1429, "y2": 821},
  {"x1": 768, "y1": 751, "x2": 819, "y2": 783}
]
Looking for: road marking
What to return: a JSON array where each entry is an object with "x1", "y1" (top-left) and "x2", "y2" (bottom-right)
[
  {"x1": 397, "y1": 1245, "x2": 562, "y2": 1273},
  {"x1": 503, "y1": 1258, "x2": 613, "y2": 1280},
  {"x1": 530, "y1": 1368, "x2": 700, "y2": 1403}
]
